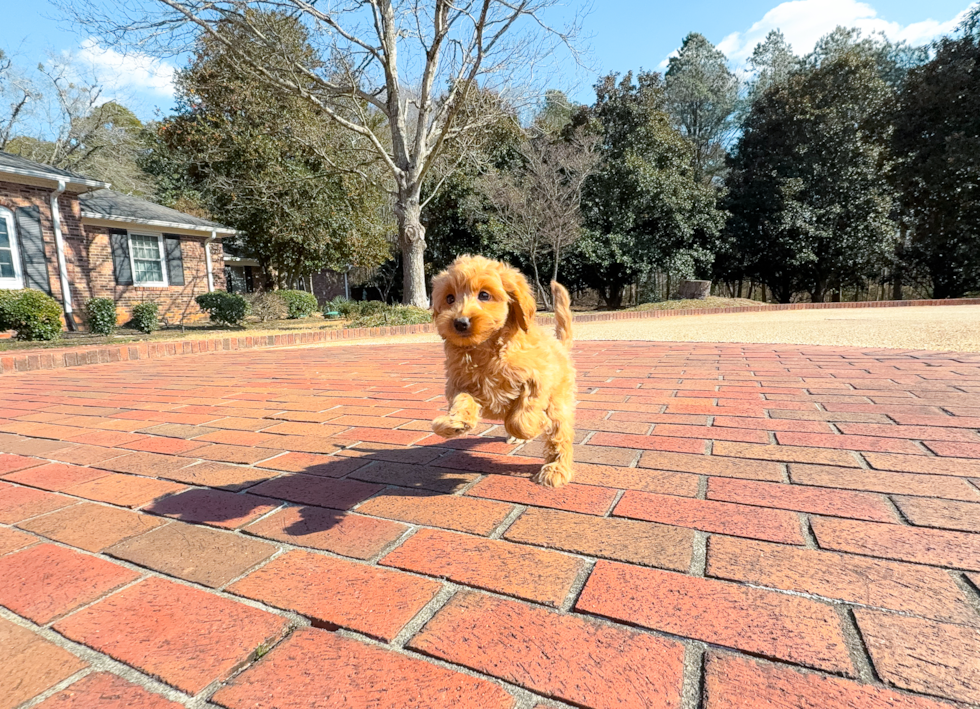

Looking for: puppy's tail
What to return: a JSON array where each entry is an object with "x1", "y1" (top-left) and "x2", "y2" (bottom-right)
[{"x1": 551, "y1": 281, "x2": 573, "y2": 348}]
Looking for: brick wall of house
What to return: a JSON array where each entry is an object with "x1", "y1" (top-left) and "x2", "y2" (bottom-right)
[
  {"x1": 0, "y1": 179, "x2": 68, "y2": 306},
  {"x1": 74, "y1": 226, "x2": 227, "y2": 326},
  {"x1": 2, "y1": 178, "x2": 227, "y2": 330}
]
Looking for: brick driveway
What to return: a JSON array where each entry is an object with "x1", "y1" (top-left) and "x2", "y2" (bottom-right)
[{"x1": 1, "y1": 341, "x2": 979, "y2": 709}]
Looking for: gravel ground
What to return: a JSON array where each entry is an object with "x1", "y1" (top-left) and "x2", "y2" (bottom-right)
[
  {"x1": 322, "y1": 304, "x2": 980, "y2": 352},
  {"x1": 574, "y1": 304, "x2": 980, "y2": 351}
]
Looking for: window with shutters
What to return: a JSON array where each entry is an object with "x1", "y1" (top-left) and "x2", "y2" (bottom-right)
[
  {"x1": 0, "y1": 207, "x2": 24, "y2": 289},
  {"x1": 128, "y1": 233, "x2": 168, "y2": 287}
]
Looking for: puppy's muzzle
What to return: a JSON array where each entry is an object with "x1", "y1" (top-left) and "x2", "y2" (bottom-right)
[{"x1": 453, "y1": 317, "x2": 470, "y2": 333}]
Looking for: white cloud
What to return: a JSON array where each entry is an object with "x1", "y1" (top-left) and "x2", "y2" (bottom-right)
[
  {"x1": 710, "y1": 0, "x2": 969, "y2": 66},
  {"x1": 76, "y1": 37, "x2": 176, "y2": 98}
]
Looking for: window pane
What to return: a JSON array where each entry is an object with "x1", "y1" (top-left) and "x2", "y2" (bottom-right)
[
  {"x1": 0, "y1": 248, "x2": 14, "y2": 278},
  {"x1": 0, "y1": 220, "x2": 9, "y2": 249},
  {"x1": 130, "y1": 235, "x2": 164, "y2": 284},
  {"x1": 131, "y1": 234, "x2": 160, "y2": 260},
  {"x1": 134, "y1": 258, "x2": 164, "y2": 283}
]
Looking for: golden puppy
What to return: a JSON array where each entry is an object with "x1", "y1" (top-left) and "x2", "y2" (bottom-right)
[{"x1": 430, "y1": 255, "x2": 576, "y2": 487}]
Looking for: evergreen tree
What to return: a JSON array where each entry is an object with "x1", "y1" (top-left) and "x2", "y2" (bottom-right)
[
  {"x1": 578, "y1": 71, "x2": 723, "y2": 308},
  {"x1": 893, "y1": 9, "x2": 980, "y2": 298},
  {"x1": 665, "y1": 33, "x2": 738, "y2": 183},
  {"x1": 726, "y1": 45, "x2": 897, "y2": 302}
]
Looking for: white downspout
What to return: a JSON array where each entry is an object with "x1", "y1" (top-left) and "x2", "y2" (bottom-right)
[
  {"x1": 50, "y1": 179, "x2": 76, "y2": 330},
  {"x1": 205, "y1": 231, "x2": 216, "y2": 292}
]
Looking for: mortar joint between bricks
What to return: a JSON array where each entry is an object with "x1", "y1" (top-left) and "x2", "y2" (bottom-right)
[
  {"x1": 800, "y1": 514, "x2": 819, "y2": 549},
  {"x1": 489, "y1": 504, "x2": 527, "y2": 539},
  {"x1": 837, "y1": 605, "x2": 880, "y2": 684},
  {"x1": 15, "y1": 668, "x2": 95, "y2": 709},
  {"x1": 217, "y1": 547, "x2": 288, "y2": 593},
  {"x1": 390, "y1": 584, "x2": 458, "y2": 648},
  {"x1": 679, "y1": 641, "x2": 707, "y2": 709},
  {"x1": 453, "y1": 473, "x2": 487, "y2": 496},
  {"x1": 604, "y1": 489, "x2": 626, "y2": 517},
  {"x1": 689, "y1": 531, "x2": 708, "y2": 576},
  {"x1": 193, "y1": 625, "x2": 300, "y2": 708},
  {"x1": 884, "y1": 495, "x2": 912, "y2": 525},
  {"x1": 951, "y1": 571, "x2": 980, "y2": 618},
  {"x1": 560, "y1": 558, "x2": 597, "y2": 612},
  {"x1": 366, "y1": 523, "x2": 422, "y2": 565}
]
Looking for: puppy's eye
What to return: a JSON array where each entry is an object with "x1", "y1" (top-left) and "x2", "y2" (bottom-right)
[
  {"x1": 478, "y1": 291, "x2": 491, "y2": 301},
  {"x1": 446, "y1": 294, "x2": 455, "y2": 304}
]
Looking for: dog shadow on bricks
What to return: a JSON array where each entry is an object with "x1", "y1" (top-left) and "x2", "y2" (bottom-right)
[{"x1": 142, "y1": 436, "x2": 541, "y2": 540}]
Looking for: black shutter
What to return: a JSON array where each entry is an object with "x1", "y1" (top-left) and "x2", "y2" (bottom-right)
[
  {"x1": 14, "y1": 206, "x2": 52, "y2": 294},
  {"x1": 110, "y1": 229, "x2": 133, "y2": 285},
  {"x1": 163, "y1": 235, "x2": 184, "y2": 286}
]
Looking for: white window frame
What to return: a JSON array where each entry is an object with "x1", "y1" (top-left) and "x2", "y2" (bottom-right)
[
  {"x1": 0, "y1": 206, "x2": 24, "y2": 290},
  {"x1": 127, "y1": 231, "x2": 169, "y2": 288}
]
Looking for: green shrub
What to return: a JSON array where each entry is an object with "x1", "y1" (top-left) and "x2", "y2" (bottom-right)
[
  {"x1": 131, "y1": 301, "x2": 160, "y2": 334},
  {"x1": 0, "y1": 290, "x2": 15, "y2": 330},
  {"x1": 0, "y1": 289, "x2": 63, "y2": 341},
  {"x1": 279, "y1": 290, "x2": 318, "y2": 319},
  {"x1": 196, "y1": 291, "x2": 250, "y2": 326},
  {"x1": 86, "y1": 297, "x2": 117, "y2": 336},
  {"x1": 325, "y1": 296, "x2": 355, "y2": 318},
  {"x1": 244, "y1": 292, "x2": 287, "y2": 322},
  {"x1": 327, "y1": 298, "x2": 391, "y2": 319},
  {"x1": 347, "y1": 305, "x2": 432, "y2": 328}
]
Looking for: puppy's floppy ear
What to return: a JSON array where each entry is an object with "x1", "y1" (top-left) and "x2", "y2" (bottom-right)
[
  {"x1": 499, "y1": 265, "x2": 536, "y2": 331},
  {"x1": 430, "y1": 270, "x2": 450, "y2": 315}
]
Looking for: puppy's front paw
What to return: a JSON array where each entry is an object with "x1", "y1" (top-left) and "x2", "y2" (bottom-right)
[
  {"x1": 506, "y1": 436, "x2": 526, "y2": 445},
  {"x1": 532, "y1": 461, "x2": 573, "y2": 488},
  {"x1": 432, "y1": 415, "x2": 473, "y2": 439}
]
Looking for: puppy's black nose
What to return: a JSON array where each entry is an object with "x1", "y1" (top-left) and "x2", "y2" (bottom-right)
[{"x1": 453, "y1": 317, "x2": 470, "y2": 333}]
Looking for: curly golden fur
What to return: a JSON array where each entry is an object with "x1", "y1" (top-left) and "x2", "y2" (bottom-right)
[{"x1": 430, "y1": 255, "x2": 576, "y2": 487}]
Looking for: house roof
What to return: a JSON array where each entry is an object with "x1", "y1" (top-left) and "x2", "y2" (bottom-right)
[
  {"x1": 79, "y1": 189, "x2": 236, "y2": 236},
  {"x1": 0, "y1": 150, "x2": 110, "y2": 190}
]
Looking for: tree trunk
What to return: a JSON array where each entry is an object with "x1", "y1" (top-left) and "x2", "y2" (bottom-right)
[
  {"x1": 602, "y1": 285, "x2": 624, "y2": 309},
  {"x1": 394, "y1": 186, "x2": 428, "y2": 308},
  {"x1": 530, "y1": 254, "x2": 551, "y2": 310},
  {"x1": 892, "y1": 233, "x2": 905, "y2": 301}
]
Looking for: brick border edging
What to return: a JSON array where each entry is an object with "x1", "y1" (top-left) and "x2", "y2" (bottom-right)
[{"x1": 2, "y1": 297, "x2": 978, "y2": 375}]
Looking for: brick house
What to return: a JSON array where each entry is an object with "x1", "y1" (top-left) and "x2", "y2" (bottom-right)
[{"x1": 0, "y1": 151, "x2": 233, "y2": 330}]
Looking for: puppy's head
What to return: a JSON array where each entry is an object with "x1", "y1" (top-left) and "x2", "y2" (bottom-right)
[{"x1": 431, "y1": 255, "x2": 536, "y2": 347}]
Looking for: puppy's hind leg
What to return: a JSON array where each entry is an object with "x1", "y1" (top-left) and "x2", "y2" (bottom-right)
[
  {"x1": 432, "y1": 392, "x2": 480, "y2": 438},
  {"x1": 533, "y1": 399, "x2": 575, "y2": 488}
]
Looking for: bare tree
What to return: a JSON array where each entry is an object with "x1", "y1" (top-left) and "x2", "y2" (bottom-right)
[
  {"x1": 63, "y1": 0, "x2": 582, "y2": 306},
  {"x1": 0, "y1": 50, "x2": 39, "y2": 150},
  {"x1": 483, "y1": 129, "x2": 597, "y2": 308},
  {"x1": 2, "y1": 53, "x2": 154, "y2": 194}
]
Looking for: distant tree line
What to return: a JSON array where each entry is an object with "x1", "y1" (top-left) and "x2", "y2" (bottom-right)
[
  {"x1": 413, "y1": 7, "x2": 980, "y2": 306},
  {"x1": 4, "y1": 1, "x2": 978, "y2": 305}
]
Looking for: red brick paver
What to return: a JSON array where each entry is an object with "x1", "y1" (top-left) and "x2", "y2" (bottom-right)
[
  {"x1": 34, "y1": 673, "x2": 184, "y2": 709},
  {"x1": 2, "y1": 340, "x2": 979, "y2": 707},
  {"x1": 0, "y1": 617, "x2": 86, "y2": 709},
  {"x1": 54, "y1": 577, "x2": 288, "y2": 694},
  {"x1": 212, "y1": 628, "x2": 516, "y2": 708},
  {"x1": 408, "y1": 591, "x2": 685, "y2": 709},
  {"x1": 0, "y1": 543, "x2": 138, "y2": 623}
]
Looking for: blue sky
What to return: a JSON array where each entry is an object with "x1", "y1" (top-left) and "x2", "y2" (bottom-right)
[{"x1": 2, "y1": 0, "x2": 975, "y2": 124}]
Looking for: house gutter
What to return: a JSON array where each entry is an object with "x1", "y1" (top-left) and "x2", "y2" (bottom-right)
[
  {"x1": 50, "y1": 179, "x2": 77, "y2": 331},
  {"x1": 205, "y1": 230, "x2": 216, "y2": 292}
]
